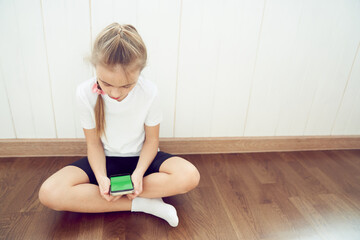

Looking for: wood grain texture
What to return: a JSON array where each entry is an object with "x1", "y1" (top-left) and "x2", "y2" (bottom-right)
[
  {"x1": 0, "y1": 150, "x2": 359, "y2": 239},
  {"x1": 0, "y1": 136, "x2": 359, "y2": 157}
]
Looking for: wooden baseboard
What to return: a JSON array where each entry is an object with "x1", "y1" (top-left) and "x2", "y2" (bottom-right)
[{"x1": 0, "y1": 135, "x2": 359, "y2": 158}]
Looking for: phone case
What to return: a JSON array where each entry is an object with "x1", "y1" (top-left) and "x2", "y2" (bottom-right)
[
  {"x1": 110, "y1": 174, "x2": 135, "y2": 196},
  {"x1": 110, "y1": 189, "x2": 134, "y2": 196}
]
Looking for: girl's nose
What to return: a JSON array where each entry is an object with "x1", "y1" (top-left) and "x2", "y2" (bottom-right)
[{"x1": 110, "y1": 88, "x2": 125, "y2": 98}]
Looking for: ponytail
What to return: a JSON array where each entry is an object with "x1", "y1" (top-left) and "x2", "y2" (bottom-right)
[{"x1": 94, "y1": 94, "x2": 106, "y2": 139}]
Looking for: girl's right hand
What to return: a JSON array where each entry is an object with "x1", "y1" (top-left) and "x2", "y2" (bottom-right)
[{"x1": 97, "y1": 175, "x2": 122, "y2": 202}]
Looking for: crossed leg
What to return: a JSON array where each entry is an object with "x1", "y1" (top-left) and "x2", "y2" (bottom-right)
[{"x1": 38, "y1": 156, "x2": 200, "y2": 213}]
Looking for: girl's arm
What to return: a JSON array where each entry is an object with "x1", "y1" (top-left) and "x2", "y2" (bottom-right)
[
  {"x1": 83, "y1": 128, "x2": 107, "y2": 179},
  {"x1": 84, "y1": 128, "x2": 118, "y2": 202},
  {"x1": 127, "y1": 127, "x2": 159, "y2": 200},
  {"x1": 87, "y1": 143, "x2": 107, "y2": 180},
  {"x1": 133, "y1": 139, "x2": 159, "y2": 176},
  {"x1": 133, "y1": 124, "x2": 160, "y2": 176}
]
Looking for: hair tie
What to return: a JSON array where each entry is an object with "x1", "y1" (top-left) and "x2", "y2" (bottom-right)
[{"x1": 92, "y1": 82, "x2": 105, "y2": 95}]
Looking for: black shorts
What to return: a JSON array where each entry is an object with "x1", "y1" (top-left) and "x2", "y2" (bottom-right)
[{"x1": 67, "y1": 151, "x2": 176, "y2": 185}]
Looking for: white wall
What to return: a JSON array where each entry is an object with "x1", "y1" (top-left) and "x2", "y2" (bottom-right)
[{"x1": 0, "y1": 0, "x2": 359, "y2": 139}]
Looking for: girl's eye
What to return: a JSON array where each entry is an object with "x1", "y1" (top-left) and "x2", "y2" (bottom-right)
[{"x1": 105, "y1": 84, "x2": 130, "y2": 88}]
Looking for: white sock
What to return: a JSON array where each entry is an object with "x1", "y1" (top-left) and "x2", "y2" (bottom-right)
[{"x1": 131, "y1": 197, "x2": 179, "y2": 227}]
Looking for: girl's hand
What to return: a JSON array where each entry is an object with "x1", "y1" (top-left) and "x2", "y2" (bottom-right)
[
  {"x1": 127, "y1": 171, "x2": 143, "y2": 200},
  {"x1": 97, "y1": 175, "x2": 123, "y2": 202}
]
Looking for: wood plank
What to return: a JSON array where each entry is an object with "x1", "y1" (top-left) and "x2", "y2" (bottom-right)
[
  {"x1": 289, "y1": 196, "x2": 336, "y2": 240},
  {"x1": 1, "y1": 135, "x2": 360, "y2": 157},
  {"x1": 0, "y1": 150, "x2": 359, "y2": 239},
  {"x1": 317, "y1": 194, "x2": 360, "y2": 239}
]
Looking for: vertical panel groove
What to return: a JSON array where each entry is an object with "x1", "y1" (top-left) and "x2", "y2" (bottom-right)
[
  {"x1": 331, "y1": 41, "x2": 360, "y2": 135},
  {"x1": 243, "y1": 0, "x2": 267, "y2": 136},
  {"x1": 40, "y1": 0, "x2": 58, "y2": 138},
  {"x1": 0, "y1": 64, "x2": 17, "y2": 138},
  {"x1": 135, "y1": 0, "x2": 139, "y2": 26},
  {"x1": 89, "y1": 0, "x2": 93, "y2": 54},
  {"x1": 173, "y1": 0, "x2": 183, "y2": 138},
  {"x1": 211, "y1": 1, "x2": 222, "y2": 137},
  {"x1": 15, "y1": 0, "x2": 37, "y2": 137},
  {"x1": 89, "y1": 0, "x2": 93, "y2": 77},
  {"x1": 303, "y1": 85, "x2": 317, "y2": 135}
]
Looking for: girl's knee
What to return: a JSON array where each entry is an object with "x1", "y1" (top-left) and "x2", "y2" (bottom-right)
[
  {"x1": 161, "y1": 156, "x2": 200, "y2": 193},
  {"x1": 38, "y1": 179, "x2": 65, "y2": 211},
  {"x1": 179, "y1": 165, "x2": 200, "y2": 193},
  {"x1": 38, "y1": 166, "x2": 89, "y2": 210},
  {"x1": 189, "y1": 167, "x2": 201, "y2": 190}
]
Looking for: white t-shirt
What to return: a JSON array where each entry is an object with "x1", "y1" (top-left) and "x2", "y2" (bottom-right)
[{"x1": 76, "y1": 74, "x2": 163, "y2": 157}]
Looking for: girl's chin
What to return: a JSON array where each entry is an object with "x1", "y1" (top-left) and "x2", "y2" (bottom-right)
[
  {"x1": 110, "y1": 96, "x2": 121, "y2": 100},
  {"x1": 110, "y1": 95, "x2": 127, "y2": 101}
]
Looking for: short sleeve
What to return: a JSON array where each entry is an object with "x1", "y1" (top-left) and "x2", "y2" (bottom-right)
[
  {"x1": 145, "y1": 92, "x2": 163, "y2": 126},
  {"x1": 76, "y1": 86, "x2": 96, "y2": 129}
]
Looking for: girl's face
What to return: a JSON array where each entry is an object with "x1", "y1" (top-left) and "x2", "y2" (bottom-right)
[{"x1": 96, "y1": 64, "x2": 140, "y2": 102}]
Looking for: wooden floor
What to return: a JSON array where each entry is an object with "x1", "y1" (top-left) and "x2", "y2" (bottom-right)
[{"x1": 1, "y1": 150, "x2": 360, "y2": 240}]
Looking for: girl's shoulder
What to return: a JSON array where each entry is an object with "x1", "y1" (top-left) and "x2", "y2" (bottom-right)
[{"x1": 76, "y1": 77, "x2": 98, "y2": 106}]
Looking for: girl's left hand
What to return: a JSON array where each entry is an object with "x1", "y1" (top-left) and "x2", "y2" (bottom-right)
[{"x1": 127, "y1": 171, "x2": 143, "y2": 200}]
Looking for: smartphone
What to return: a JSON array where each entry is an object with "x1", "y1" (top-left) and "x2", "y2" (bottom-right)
[{"x1": 110, "y1": 174, "x2": 135, "y2": 196}]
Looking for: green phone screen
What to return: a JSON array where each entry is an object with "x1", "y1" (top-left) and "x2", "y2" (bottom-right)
[{"x1": 111, "y1": 175, "x2": 133, "y2": 191}]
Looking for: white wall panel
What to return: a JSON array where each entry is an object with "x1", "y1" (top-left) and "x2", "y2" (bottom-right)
[
  {"x1": 244, "y1": 0, "x2": 305, "y2": 136},
  {"x1": 211, "y1": 0, "x2": 264, "y2": 137},
  {"x1": 332, "y1": 43, "x2": 360, "y2": 135},
  {"x1": 42, "y1": 0, "x2": 92, "y2": 138},
  {"x1": 137, "y1": 0, "x2": 181, "y2": 137},
  {"x1": 176, "y1": 0, "x2": 227, "y2": 137},
  {"x1": 0, "y1": 0, "x2": 33, "y2": 138},
  {"x1": 16, "y1": 0, "x2": 57, "y2": 138},
  {"x1": 91, "y1": 0, "x2": 137, "y2": 43},
  {"x1": 274, "y1": 0, "x2": 316, "y2": 136},
  {"x1": 174, "y1": 0, "x2": 203, "y2": 137},
  {"x1": 1, "y1": 0, "x2": 359, "y2": 139},
  {"x1": 0, "y1": 66, "x2": 15, "y2": 138},
  {"x1": 304, "y1": 0, "x2": 360, "y2": 135}
]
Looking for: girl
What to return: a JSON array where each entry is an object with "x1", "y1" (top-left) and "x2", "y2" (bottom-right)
[{"x1": 38, "y1": 23, "x2": 200, "y2": 227}]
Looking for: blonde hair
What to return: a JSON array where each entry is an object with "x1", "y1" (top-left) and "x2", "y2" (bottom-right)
[{"x1": 86, "y1": 23, "x2": 147, "y2": 138}]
